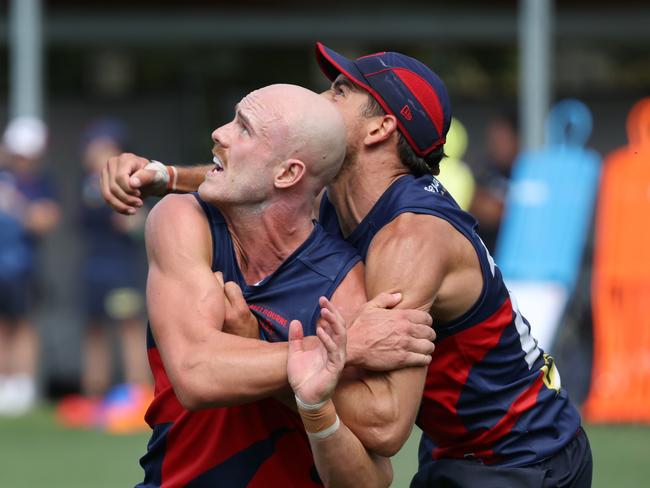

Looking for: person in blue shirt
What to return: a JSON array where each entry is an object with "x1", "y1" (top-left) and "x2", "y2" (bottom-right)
[
  {"x1": 0, "y1": 117, "x2": 60, "y2": 415},
  {"x1": 79, "y1": 120, "x2": 150, "y2": 396}
]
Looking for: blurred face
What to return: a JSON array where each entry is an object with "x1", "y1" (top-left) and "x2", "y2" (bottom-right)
[
  {"x1": 198, "y1": 89, "x2": 284, "y2": 207},
  {"x1": 83, "y1": 138, "x2": 122, "y2": 174}
]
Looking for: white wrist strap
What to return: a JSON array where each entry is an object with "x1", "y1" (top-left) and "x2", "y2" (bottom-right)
[
  {"x1": 307, "y1": 415, "x2": 340, "y2": 441},
  {"x1": 145, "y1": 160, "x2": 169, "y2": 189},
  {"x1": 168, "y1": 164, "x2": 178, "y2": 192},
  {"x1": 295, "y1": 395, "x2": 327, "y2": 411}
]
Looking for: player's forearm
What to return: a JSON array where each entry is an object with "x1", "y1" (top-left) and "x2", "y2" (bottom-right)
[
  {"x1": 333, "y1": 367, "x2": 427, "y2": 457},
  {"x1": 167, "y1": 332, "x2": 290, "y2": 410},
  {"x1": 299, "y1": 401, "x2": 392, "y2": 488},
  {"x1": 310, "y1": 426, "x2": 392, "y2": 488},
  {"x1": 169, "y1": 164, "x2": 211, "y2": 193}
]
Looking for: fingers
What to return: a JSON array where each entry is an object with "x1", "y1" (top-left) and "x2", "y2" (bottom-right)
[
  {"x1": 101, "y1": 154, "x2": 146, "y2": 214},
  {"x1": 407, "y1": 336, "x2": 436, "y2": 356},
  {"x1": 214, "y1": 271, "x2": 224, "y2": 288},
  {"x1": 410, "y1": 323, "x2": 436, "y2": 342},
  {"x1": 223, "y1": 281, "x2": 251, "y2": 321},
  {"x1": 319, "y1": 308, "x2": 345, "y2": 343},
  {"x1": 130, "y1": 168, "x2": 158, "y2": 190},
  {"x1": 316, "y1": 325, "x2": 339, "y2": 355},
  {"x1": 318, "y1": 297, "x2": 345, "y2": 334},
  {"x1": 101, "y1": 160, "x2": 136, "y2": 215},
  {"x1": 402, "y1": 352, "x2": 433, "y2": 368},
  {"x1": 403, "y1": 309, "x2": 434, "y2": 327},
  {"x1": 288, "y1": 320, "x2": 304, "y2": 352},
  {"x1": 316, "y1": 322, "x2": 346, "y2": 370},
  {"x1": 367, "y1": 291, "x2": 402, "y2": 310}
]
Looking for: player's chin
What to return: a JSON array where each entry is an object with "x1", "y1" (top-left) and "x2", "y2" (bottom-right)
[{"x1": 198, "y1": 181, "x2": 220, "y2": 200}]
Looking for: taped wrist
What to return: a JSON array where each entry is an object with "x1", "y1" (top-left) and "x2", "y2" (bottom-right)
[
  {"x1": 296, "y1": 397, "x2": 340, "y2": 440},
  {"x1": 145, "y1": 160, "x2": 178, "y2": 194}
]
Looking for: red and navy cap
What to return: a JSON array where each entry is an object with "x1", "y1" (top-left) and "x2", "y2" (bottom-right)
[{"x1": 316, "y1": 42, "x2": 452, "y2": 157}]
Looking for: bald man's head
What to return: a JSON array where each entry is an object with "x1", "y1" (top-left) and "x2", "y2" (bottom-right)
[
  {"x1": 201, "y1": 84, "x2": 345, "y2": 209},
  {"x1": 249, "y1": 84, "x2": 346, "y2": 190}
]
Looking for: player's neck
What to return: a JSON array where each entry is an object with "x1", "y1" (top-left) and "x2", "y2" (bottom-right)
[
  {"x1": 328, "y1": 152, "x2": 408, "y2": 237},
  {"x1": 222, "y1": 202, "x2": 314, "y2": 285}
]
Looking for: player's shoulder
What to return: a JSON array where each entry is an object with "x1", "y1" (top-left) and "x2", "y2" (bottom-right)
[
  {"x1": 146, "y1": 194, "x2": 210, "y2": 253},
  {"x1": 147, "y1": 193, "x2": 204, "y2": 227},
  {"x1": 375, "y1": 212, "x2": 459, "y2": 250}
]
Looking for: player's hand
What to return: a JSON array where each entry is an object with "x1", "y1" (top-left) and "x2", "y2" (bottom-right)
[
  {"x1": 213, "y1": 272, "x2": 260, "y2": 338},
  {"x1": 101, "y1": 152, "x2": 163, "y2": 215},
  {"x1": 287, "y1": 297, "x2": 346, "y2": 405},
  {"x1": 346, "y1": 292, "x2": 435, "y2": 370}
]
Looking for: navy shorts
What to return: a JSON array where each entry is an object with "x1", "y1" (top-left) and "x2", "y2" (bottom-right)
[
  {"x1": 411, "y1": 427, "x2": 592, "y2": 488},
  {"x1": 0, "y1": 276, "x2": 31, "y2": 320},
  {"x1": 84, "y1": 281, "x2": 144, "y2": 323}
]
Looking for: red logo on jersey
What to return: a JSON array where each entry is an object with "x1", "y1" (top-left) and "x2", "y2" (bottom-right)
[{"x1": 400, "y1": 105, "x2": 413, "y2": 121}]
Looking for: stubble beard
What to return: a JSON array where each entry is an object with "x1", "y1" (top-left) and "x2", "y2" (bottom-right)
[{"x1": 332, "y1": 138, "x2": 359, "y2": 184}]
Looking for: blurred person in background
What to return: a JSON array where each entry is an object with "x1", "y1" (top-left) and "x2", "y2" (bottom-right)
[
  {"x1": 0, "y1": 117, "x2": 60, "y2": 416},
  {"x1": 80, "y1": 119, "x2": 150, "y2": 393},
  {"x1": 58, "y1": 119, "x2": 151, "y2": 432},
  {"x1": 469, "y1": 110, "x2": 519, "y2": 253}
]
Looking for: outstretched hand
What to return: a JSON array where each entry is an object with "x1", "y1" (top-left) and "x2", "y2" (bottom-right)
[{"x1": 287, "y1": 297, "x2": 346, "y2": 405}]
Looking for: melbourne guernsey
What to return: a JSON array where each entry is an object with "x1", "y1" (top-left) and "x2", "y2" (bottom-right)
[
  {"x1": 319, "y1": 174, "x2": 582, "y2": 472},
  {"x1": 138, "y1": 195, "x2": 361, "y2": 487}
]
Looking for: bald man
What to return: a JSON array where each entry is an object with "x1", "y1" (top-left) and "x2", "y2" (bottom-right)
[{"x1": 140, "y1": 84, "x2": 432, "y2": 487}]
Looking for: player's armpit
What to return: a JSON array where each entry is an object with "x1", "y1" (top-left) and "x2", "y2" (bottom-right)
[{"x1": 145, "y1": 194, "x2": 288, "y2": 410}]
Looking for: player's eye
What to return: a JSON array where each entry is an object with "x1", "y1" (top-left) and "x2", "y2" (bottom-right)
[{"x1": 237, "y1": 119, "x2": 249, "y2": 135}]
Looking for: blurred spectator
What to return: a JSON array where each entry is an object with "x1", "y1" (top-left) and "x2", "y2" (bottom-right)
[
  {"x1": 0, "y1": 117, "x2": 61, "y2": 415},
  {"x1": 469, "y1": 110, "x2": 519, "y2": 253},
  {"x1": 78, "y1": 118, "x2": 150, "y2": 399}
]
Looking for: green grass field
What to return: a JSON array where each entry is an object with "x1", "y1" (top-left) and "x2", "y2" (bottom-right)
[{"x1": 1, "y1": 407, "x2": 649, "y2": 487}]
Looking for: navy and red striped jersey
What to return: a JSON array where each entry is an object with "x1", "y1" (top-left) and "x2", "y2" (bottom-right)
[
  {"x1": 138, "y1": 195, "x2": 361, "y2": 487},
  {"x1": 319, "y1": 174, "x2": 581, "y2": 469}
]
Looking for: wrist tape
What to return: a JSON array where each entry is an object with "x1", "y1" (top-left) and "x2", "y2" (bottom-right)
[
  {"x1": 296, "y1": 397, "x2": 340, "y2": 440},
  {"x1": 145, "y1": 160, "x2": 178, "y2": 192}
]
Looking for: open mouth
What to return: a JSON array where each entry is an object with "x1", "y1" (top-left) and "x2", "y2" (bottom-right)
[{"x1": 212, "y1": 155, "x2": 224, "y2": 172}]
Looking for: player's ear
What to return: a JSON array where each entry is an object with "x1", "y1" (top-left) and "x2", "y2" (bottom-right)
[
  {"x1": 274, "y1": 159, "x2": 306, "y2": 189},
  {"x1": 364, "y1": 114, "x2": 398, "y2": 147}
]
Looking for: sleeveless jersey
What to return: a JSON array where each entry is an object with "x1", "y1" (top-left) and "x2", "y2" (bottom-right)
[
  {"x1": 138, "y1": 195, "x2": 361, "y2": 487},
  {"x1": 320, "y1": 174, "x2": 581, "y2": 468}
]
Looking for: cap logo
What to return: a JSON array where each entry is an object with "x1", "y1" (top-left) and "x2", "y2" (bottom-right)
[{"x1": 400, "y1": 105, "x2": 413, "y2": 121}]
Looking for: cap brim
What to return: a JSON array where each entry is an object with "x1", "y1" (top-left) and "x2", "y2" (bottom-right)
[{"x1": 315, "y1": 42, "x2": 369, "y2": 88}]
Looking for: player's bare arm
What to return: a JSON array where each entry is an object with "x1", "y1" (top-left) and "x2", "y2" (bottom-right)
[
  {"x1": 288, "y1": 298, "x2": 392, "y2": 488},
  {"x1": 146, "y1": 193, "x2": 290, "y2": 409},
  {"x1": 334, "y1": 211, "x2": 479, "y2": 457}
]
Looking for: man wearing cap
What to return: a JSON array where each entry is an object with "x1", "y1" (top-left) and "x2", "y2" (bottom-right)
[{"x1": 102, "y1": 44, "x2": 592, "y2": 487}]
